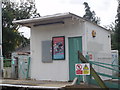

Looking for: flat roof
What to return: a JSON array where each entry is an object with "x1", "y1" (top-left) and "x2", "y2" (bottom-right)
[
  {"x1": 13, "y1": 12, "x2": 109, "y2": 31},
  {"x1": 13, "y1": 12, "x2": 83, "y2": 27}
]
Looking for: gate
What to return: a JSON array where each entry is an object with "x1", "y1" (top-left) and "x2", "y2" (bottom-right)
[
  {"x1": 18, "y1": 56, "x2": 30, "y2": 79},
  {"x1": 11, "y1": 55, "x2": 31, "y2": 79},
  {"x1": 3, "y1": 56, "x2": 31, "y2": 79},
  {"x1": 78, "y1": 51, "x2": 120, "y2": 89}
]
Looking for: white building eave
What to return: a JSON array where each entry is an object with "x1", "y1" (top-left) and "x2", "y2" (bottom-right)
[
  {"x1": 12, "y1": 12, "x2": 74, "y2": 27},
  {"x1": 12, "y1": 12, "x2": 109, "y2": 32},
  {"x1": 12, "y1": 12, "x2": 86, "y2": 27}
]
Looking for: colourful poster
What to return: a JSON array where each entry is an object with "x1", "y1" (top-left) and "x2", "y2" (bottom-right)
[{"x1": 52, "y1": 36, "x2": 65, "y2": 60}]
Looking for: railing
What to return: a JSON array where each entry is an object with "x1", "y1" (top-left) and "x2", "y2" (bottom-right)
[
  {"x1": 2, "y1": 58, "x2": 12, "y2": 78},
  {"x1": 89, "y1": 60, "x2": 120, "y2": 88},
  {"x1": 90, "y1": 61, "x2": 120, "y2": 78},
  {"x1": 3, "y1": 58, "x2": 12, "y2": 67},
  {"x1": 78, "y1": 51, "x2": 108, "y2": 88},
  {"x1": 78, "y1": 51, "x2": 120, "y2": 89}
]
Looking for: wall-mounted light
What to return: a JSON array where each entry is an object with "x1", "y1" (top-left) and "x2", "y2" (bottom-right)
[{"x1": 92, "y1": 30, "x2": 96, "y2": 38}]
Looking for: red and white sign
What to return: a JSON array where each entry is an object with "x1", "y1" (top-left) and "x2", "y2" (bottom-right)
[
  {"x1": 88, "y1": 53, "x2": 94, "y2": 61},
  {"x1": 75, "y1": 64, "x2": 82, "y2": 75},
  {"x1": 89, "y1": 54, "x2": 93, "y2": 59},
  {"x1": 75, "y1": 63, "x2": 90, "y2": 75}
]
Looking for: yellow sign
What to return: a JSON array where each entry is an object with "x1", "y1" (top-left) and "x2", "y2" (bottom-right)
[
  {"x1": 83, "y1": 65, "x2": 89, "y2": 70},
  {"x1": 83, "y1": 70, "x2": 90, "y2": 74},
  {"x1": 83, "y1": 64, "x2": 90, "y2": 75}
]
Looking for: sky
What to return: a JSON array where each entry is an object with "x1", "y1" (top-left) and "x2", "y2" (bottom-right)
[{"x1": 19, "y1": 0, "x2": 118, "y2": 38}]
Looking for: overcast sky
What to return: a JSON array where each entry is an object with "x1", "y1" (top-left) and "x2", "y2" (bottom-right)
[{"x1": 19, "y1": 0, "x2": 118, "y2": 38}]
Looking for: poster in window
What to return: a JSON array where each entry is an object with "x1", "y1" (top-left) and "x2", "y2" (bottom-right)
[{"x1": 52, "y1": 36, "x2": 65, "y2": 60}]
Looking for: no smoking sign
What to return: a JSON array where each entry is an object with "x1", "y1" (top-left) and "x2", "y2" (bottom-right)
[{"x1": 75, "y1": 63, "x2": 90, "y2": 75}]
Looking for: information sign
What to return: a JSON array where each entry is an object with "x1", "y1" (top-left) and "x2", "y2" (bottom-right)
[{"x1": 75, "y1": 63, "x2": 90, "y2": 75}]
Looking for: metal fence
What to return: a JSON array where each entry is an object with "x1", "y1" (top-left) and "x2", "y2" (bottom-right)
[
  {"x1": 2, "y1": 57, "x2": 31, "y2": 79},
  {"x1": 87, "y1": 52, "x2": 120, "y2": 88},
  {"x1": 78, "y1": 51, "x2": 120, "y2": 88}
]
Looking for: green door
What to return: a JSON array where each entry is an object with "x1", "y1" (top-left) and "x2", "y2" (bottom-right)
[{"x1": 69, "y1": 37, "x2": 82, "y2": 81}]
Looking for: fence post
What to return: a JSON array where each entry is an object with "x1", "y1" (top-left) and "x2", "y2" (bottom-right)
[
  {"x1": 0, "y1": 56, "x2": 3, "y2": 78},
  {"x1": 26, "y1": 57, "x2": 30, "y2": 79},
  {"x1": 85, "y1": 55, "x2": 92, "y2": 84}
]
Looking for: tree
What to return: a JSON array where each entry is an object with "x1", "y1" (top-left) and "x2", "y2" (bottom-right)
[
  {"x1": 114, "y1": 1, "x2": 120, "y2": 55},
  {"x1": 2, "y1": 0, "x2": 40, "y2": 58},
  {"x1": 116, "y1": 0, "x2": 120, "y2": 75},
  {"x1": 110, "y1": 1, "x2": 120, "y2": 74},
  {"x1": 83, "y1": 2, "x2": 100, "y2": 24},
  {"x1": 105, "y1": 22, "x2": 118, "y2": 50}
]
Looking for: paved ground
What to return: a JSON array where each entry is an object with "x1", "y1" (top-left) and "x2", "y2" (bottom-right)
[
  {"x1": 0, "y1": 79, "x2": 71, "y2": 89},
  {"x1": 0, "y1": 79, "x2": 99, "y2": 89}
]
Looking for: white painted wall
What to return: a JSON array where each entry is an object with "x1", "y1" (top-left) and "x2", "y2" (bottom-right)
[
  {"x1": 85, "y1": 22, "x2": 111, "y2": 53},
  {"x1": 29, "y1": 17, "x2": 112, "y2": 81},
  {"x1": 30, "y1": 18, "x2": 85, "y2": 81},
  {"x1": 85, "y1": 22, "x2": 112, "y2": 80}
]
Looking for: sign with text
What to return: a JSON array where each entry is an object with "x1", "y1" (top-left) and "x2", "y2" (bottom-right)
[{"x1": 75, "y1": 63, "x2": 90, "y2": 75}]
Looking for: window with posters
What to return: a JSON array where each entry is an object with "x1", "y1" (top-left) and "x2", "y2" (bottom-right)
[{"x1": 52, "y1": 36, "x2": 65, "y2": 60}]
